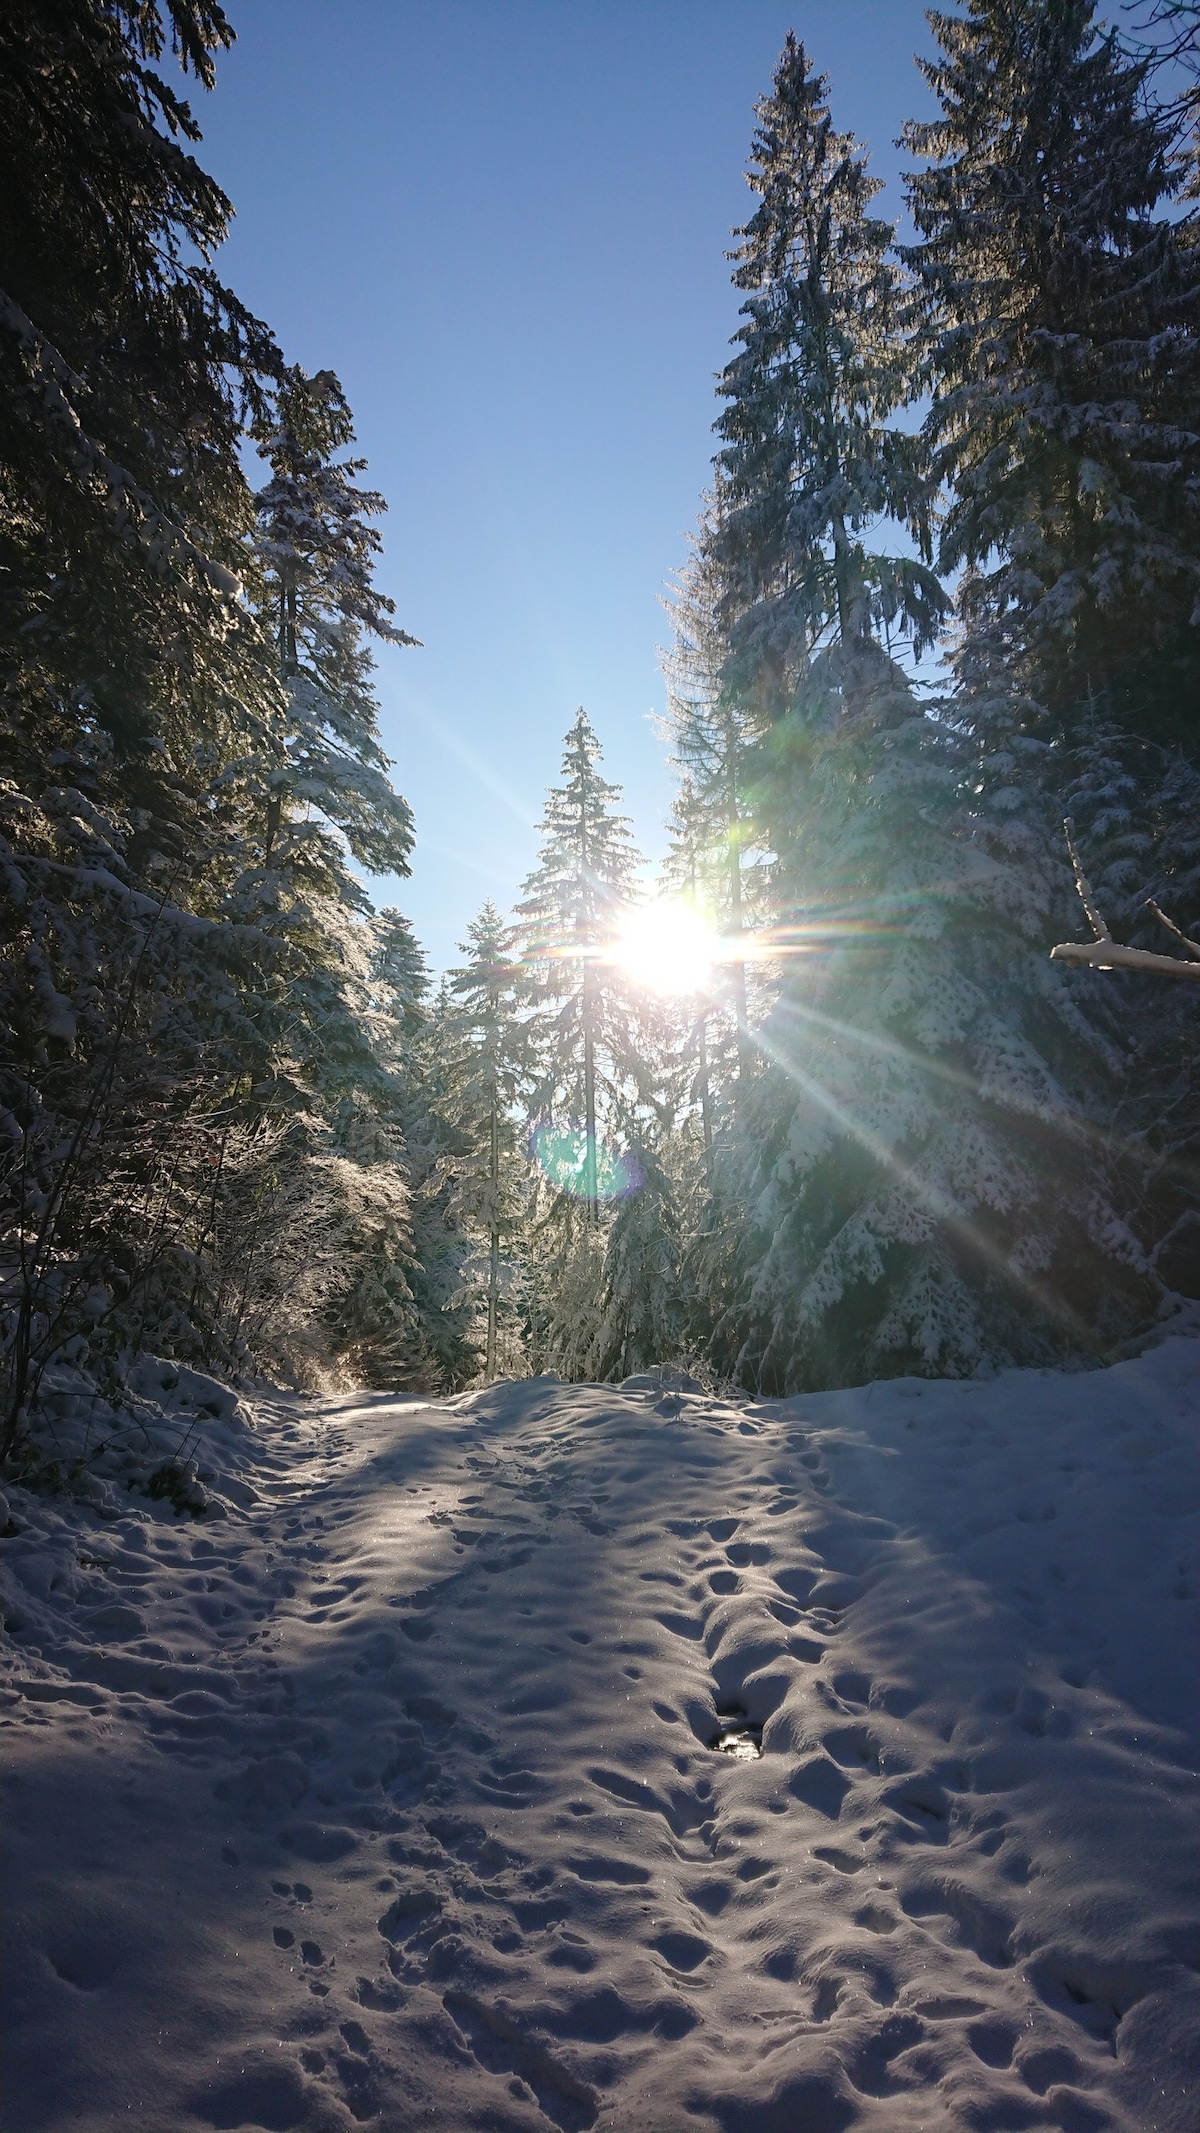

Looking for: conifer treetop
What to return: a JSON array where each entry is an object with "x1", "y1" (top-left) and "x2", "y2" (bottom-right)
[
  {"x1": 709, "y1": 31, "x2": 944, "y2": 711},
  {"x1": 517, "y1": 709, "x2": 641, "y2": 961},
  {"x1": 251, "y1": 364, "x2": 416, "y2": 879},
  {"x1": 903, "y1": 0, "x2": 1200, "y2": 703}
]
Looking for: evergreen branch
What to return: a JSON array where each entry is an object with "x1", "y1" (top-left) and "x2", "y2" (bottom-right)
[{"x1": 0, "y1": 285, "x2": 243, "y2": 600}]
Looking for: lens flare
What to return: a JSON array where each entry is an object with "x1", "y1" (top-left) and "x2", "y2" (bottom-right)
[
  {"x1": 530, "y1": 1125, "x2": 640, "y2": 1201},
  {"x1": 611, "y1": 900, "x2": 717, "y2": 998}
]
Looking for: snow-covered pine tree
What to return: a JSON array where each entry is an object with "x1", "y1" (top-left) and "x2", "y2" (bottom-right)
[
  {"x1": 373, "y1": 906, "x2": 429, "y2": 1048},
  {"x1": 674, "y1": 33, "x2": 944, "y2": 1113},
  {"x1": 902, "y1": 0, "x2": 1200, "y2": 736},
  {"x1": 708, "y1": 32, "x2": 944, "y2": 718},
  {"x1": 713, "y1": 685, "x2": 1163, "y2": 1391},
  {"x1": 0, "y1": 0, "x2": 297, "y2": 1439},
  {"x1": 0, "y1": 8, "x2": 432, "y2": 1435},
  {"x1": 442, "y1": 903, "x2": 531, "y2": 1382},
  {"x1": 0, "y1": 0, "x2": 278, "y2": 755},
  {"x1": 657, "y1": 776, "x2": 733, "y2": 1180},
  {"x1": 224, "y1": 364, "x2": 433, "y2": 1386},
  {"x1": 662, "y1": 536, "x2": 768, "y2": 1080},
  {"x1": 1055, "y1": 720, "x2": 1200, "y2": 1296},
  {"x1": 516, "y1": 710, "x2": 644, "y2": 1224},
  {"x1": 592, "y1": 1135, "x2": 687, "y2": 1382},
  {"x1": 901, "y1": 0, "x2": 1200, "y2": 1309},
  {"x1": 670, "y1": 29, "x2": 1162, "y2": 1392},
  {"x1": 252, "y1": 362, "x2": 417, "y2": 880},
  {"x1": 345, "y1": 916, "x2": 479, "y2": 1393},
  {"x1": 516, "y1": 711, "x2": 649, "y2": 1376}
]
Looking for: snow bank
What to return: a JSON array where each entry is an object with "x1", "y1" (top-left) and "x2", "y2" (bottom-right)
[{"x1": 1, "y1": 1342, "x2": 1197, "y2": 2131}]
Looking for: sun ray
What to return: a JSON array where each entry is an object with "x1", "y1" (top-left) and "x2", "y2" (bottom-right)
[{"x1": 745, "y1": 1020, "x2": 1098, "y2": 1348}]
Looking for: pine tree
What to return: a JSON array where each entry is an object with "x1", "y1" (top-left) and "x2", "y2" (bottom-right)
[
  {"x1": 1058, "y1": 720, "x2": 1200, "y2": 1294},
  {"x1": 373, "y1": 907, "x2": 429, "y2": 1046},
  {"x1": 662, "y1": 538, "x2": 766, "y2": 1079},
  {"x1": 231, "y1": 364, "x2": 424, "y2": 1342},
  {"x1": 903, "y1": 0, "x2": 1200, "y2": 732},
  {"x1": 593, "y1": 1136, "x2": 686, "y2": 1381},
  {"x1": 0, "y1": 6, "x2": 430, "y2": 1434},
  {"x1": 252, "y1": 363, "x2": 417, "y2": 878},
  {"x1": 668, "y1": 25, "x2": 1165, "y2": 1393},
  {"x1": 0, "y1": 0, "x2": 281, "y2": 769},
  {"x1": 516, "y1": 710, "x2": 644, "y2": 1224},
  {"x1": 659, "y1": 783, "x2": 723, "y2": 1178},
  {"x1": 714, "y1": 694, "x2": 1158, "y2": 1391},
  {"x1": 0, "y1": 1, "x2": 286, "y2": 1441},
  {"x1": 350, "y1": 921, "x2": 479, "y2": 1393},
  {"x1": 443, "y1": 904, "x2": 530, "y2": 1381},
  {"x1": 708, "y1": 32, "x2": 944, "y2": 719}
]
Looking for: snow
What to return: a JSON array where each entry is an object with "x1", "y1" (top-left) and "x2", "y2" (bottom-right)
[{"x1": 2, "y1": 1341, "x2": 1197, "y2": 2133}]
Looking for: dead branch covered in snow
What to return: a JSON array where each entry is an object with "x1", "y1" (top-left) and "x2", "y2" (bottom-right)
[{"x1": 1050, "y1": 817, "x2": 1200, "y2": 980}]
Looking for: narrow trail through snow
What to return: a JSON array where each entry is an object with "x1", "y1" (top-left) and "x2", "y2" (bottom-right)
[{"x1": 2, "y1": 1348, "x2": 1198, "y2": 2131}]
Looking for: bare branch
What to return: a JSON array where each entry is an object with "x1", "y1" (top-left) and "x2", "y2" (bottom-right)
[
  {"x1": 1051, "y1": 821, "x2": 1200, "y2": 981},
  {"x1": 1051, "y1": 938, "x2": 1200, "y2": 980},
  {"x1": 1062, "y1": 817, "x2": 1111, "y2": 941},
  {"x1": 1145, "y1": 898, "x2": 1200, "y2": 961}
]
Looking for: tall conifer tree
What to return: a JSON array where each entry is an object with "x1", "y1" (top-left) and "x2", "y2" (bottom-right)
[
  {"x1": 903, "y1": 0, "x2": 1200, "y2": 730},
  {"x1": 663, "y1": 539, "x2": 765, "y2": 1079},
  {"x1": 516, "y1": 711, "x2": 643, "y2": 1223},
  {"x1": 709, "y1": 32, "x2": 943, "y2": 718},
  {"x1": 0, "y1": 5, "x2": 430, "y2": 1427},
  {"x1": 444, "y1": 904, "x2": 530, "y2": 1381},
  {"x1": 674, "y1": 29, "x2": 1163, "y2": 1391},
  {"x1": 252, "y1": 364, "x2": 416, "y2": 878}
]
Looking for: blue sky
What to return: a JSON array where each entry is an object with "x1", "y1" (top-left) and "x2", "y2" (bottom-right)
[{"x1": 198, "y1": 0, "x2": 940, "y2": 971}]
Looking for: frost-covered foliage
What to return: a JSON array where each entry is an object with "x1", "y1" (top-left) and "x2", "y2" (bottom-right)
[
  {"x1": 516, "y1": 711, "x2": 646, "y2": 1218},
  {"x1": 661, "y1": 540, "x2": 770, "y2": 1078},
  {"x1": 712, "y1": 693, "x2": 1158, "y2": 1390},
  {"x1": 252, "y1": 363, "x2": 416, "y2": 880},
  {"x1": 659, "y1": 17, "x2": 1187, "y2": 1393},
  {"x1": 903, "y1": 0, "x2": 1200, "y2": 728},
  {"x1": 710, "y1": 32, "x2": 944, "y2": 715},
  {"x1": 591, "y1": 1134, "x2": 689, "y2": 1381},
  {"x1": 0, "y1": 0, "x2": 275, "y2": 724},
  {"x1": 440, "y1": 905, "x2": 532, "y2": 1383},
  {"x1": 0, "y1": 1, "x2": 435, "y2": 1459},
  {"x1": 344, "y1": 920, "x2": 478, "y2": 1395},
  {"x1": 1059, "y1": 724, "x2": 1200, "y2": 1294}
]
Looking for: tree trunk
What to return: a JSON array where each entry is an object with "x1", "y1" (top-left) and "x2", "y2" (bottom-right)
[
  {"x1": 831, "y1": 508, "x2": 858, "y2": 648},
  {"x1": 280, "y1": 567, "x2": 298, "y2": 674}
]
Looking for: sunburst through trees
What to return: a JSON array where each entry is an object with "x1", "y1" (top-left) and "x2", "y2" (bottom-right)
[{"x1": 2, "y1": 1, "x2": 1197, "y2": 1426}]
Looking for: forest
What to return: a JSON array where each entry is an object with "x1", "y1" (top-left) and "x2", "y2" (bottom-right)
[
  {"x1": 2, "y1": 9, "x2": 1199, "y2": 2133},
  {"x1": 3, "y1": 0, "x2": 1200, "y2": 1448}
]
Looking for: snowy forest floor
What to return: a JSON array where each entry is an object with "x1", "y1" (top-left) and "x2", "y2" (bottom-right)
[{"x1": 2, "y1": 1345, "x2": 1198, "y2": 2133}]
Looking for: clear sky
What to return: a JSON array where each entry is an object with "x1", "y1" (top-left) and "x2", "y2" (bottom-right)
[{"x1": 197, "y1": 0, "x2": 940, "y2": 971}]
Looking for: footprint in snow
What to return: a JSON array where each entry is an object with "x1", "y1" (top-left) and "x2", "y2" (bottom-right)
[{"x1": 443, "y1": 1991, "x2": 599, "y2": 2133}]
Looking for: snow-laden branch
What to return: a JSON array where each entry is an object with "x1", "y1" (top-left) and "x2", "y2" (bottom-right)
[
  {"x1": 1050, "y1": 818, "x2": 1200, "y2": 980},
  {"x1": 0, "y1": 286, "x2": 242, "y2": 599}
]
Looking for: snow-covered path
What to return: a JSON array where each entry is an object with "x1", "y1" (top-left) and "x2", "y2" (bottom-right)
[{"x1": 2, "y1": 1346, "x2": 1198, "y2": 2132}]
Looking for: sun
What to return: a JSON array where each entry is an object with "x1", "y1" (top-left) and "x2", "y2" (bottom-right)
[{"x1": 611, "y1": 899, "x2": 718, "y2": 998}]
